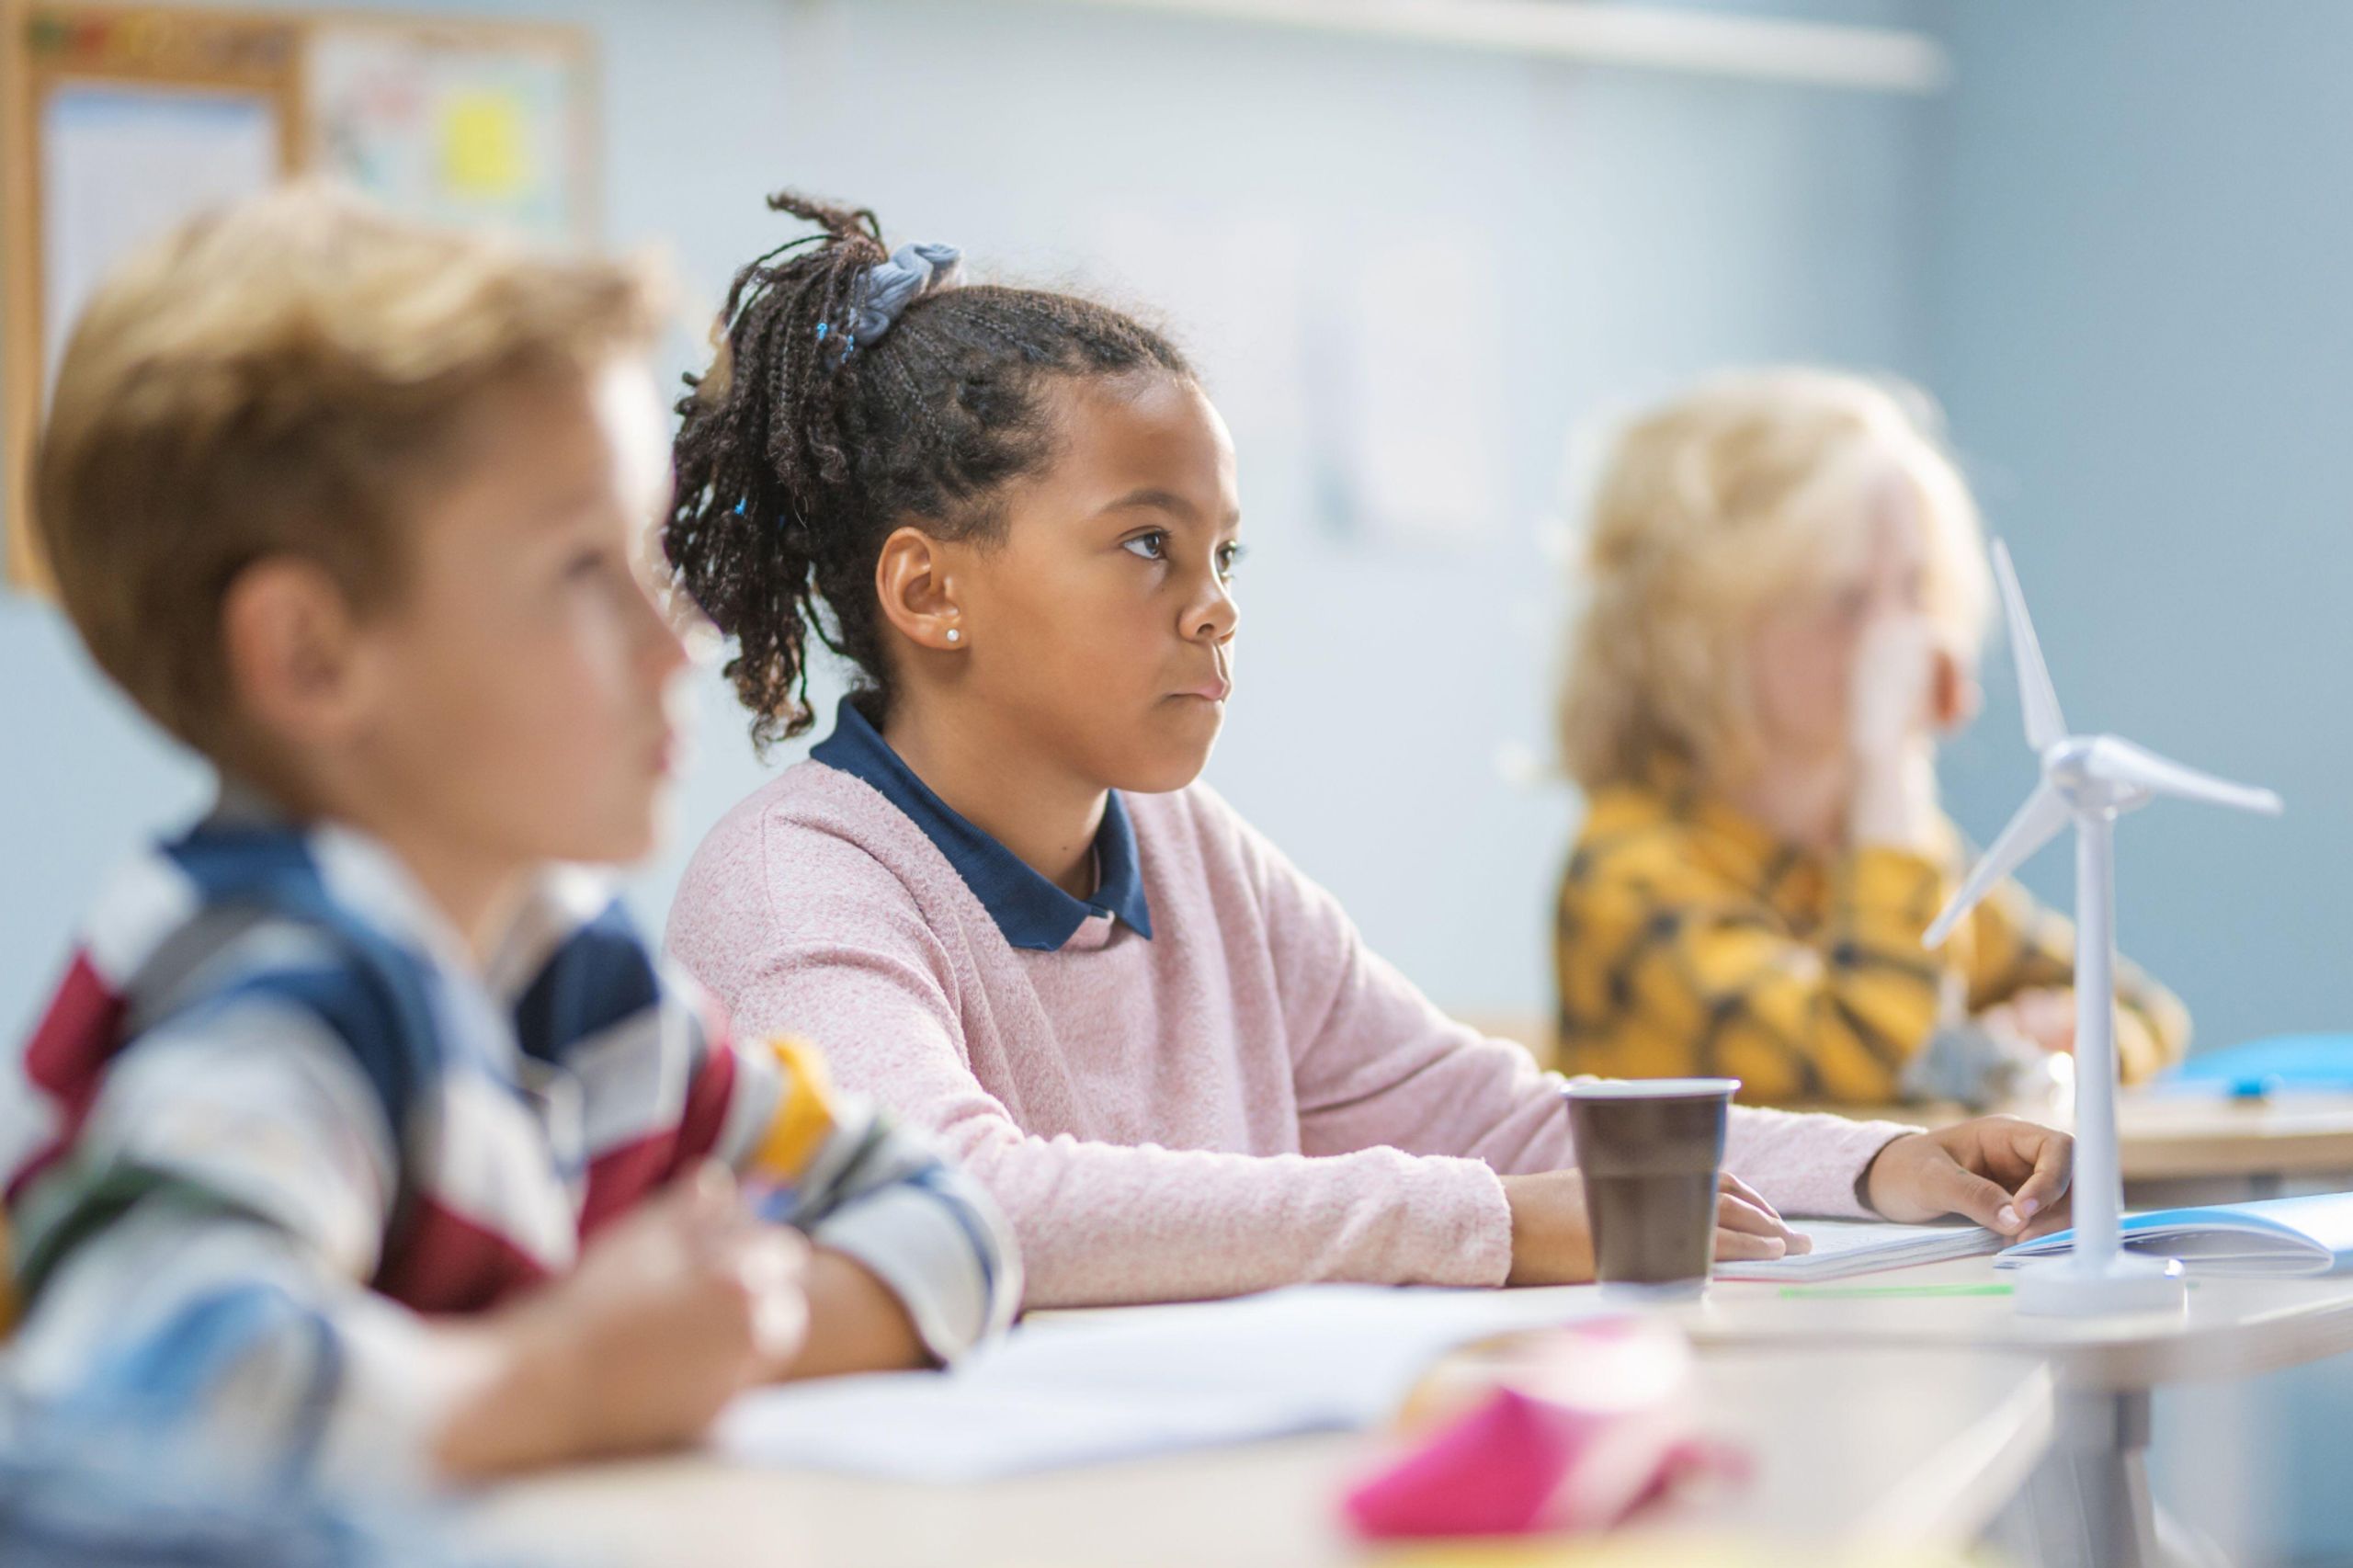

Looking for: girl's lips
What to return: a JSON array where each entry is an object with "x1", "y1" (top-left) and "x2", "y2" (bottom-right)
[{"x1": 1177, "y1": 647, "x2": 1233, "y2": 701}]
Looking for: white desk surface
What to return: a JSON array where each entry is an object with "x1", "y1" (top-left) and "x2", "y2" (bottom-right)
[
  {"x1": 470, "y1": 1339, "x2": 2049, "y2": 1568},
  {"x1": 1632, "y1": 1254, "x2": 2353, "y2": 1391}
]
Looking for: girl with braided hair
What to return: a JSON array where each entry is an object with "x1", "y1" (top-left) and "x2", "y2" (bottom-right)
[{"x1": 663, "y1": 191, "x2": 2078, "y2": 1309}]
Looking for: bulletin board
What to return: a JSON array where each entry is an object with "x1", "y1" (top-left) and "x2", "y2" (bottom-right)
[{"x1": 0, "y1": 1, "x2": 597, "y2": 590}]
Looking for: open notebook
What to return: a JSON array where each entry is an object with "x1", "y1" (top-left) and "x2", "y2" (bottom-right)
[
  {"x1": 1996, "y1": 1191, "x2": 2353, "y2": 1277},
  {"x1": 1714, "y1": 1219, "x2": 2005, "y2": 1282},
  {"x1": 718, "y1": 1285, "x2": 1613, "y2": 1481}
]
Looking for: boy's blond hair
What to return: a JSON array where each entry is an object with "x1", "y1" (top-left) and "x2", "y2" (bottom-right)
[
  {"x1": 35, "y1": 182, "x2": 665, "y2": 768},
  {"x1": 1558, "y1": 367, "x2": 1991, "y2": 791}
]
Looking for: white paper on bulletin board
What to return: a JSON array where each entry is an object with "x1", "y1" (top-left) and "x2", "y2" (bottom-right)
[
  {"x1": 1329, "y1": 238, "x2": 1507, "y2": 544},
  {"x1": 308, "y1": 24, "x2": 585, "y2": 243},
  {"x1": 40, "y1": 84, "x2": 280, "y2": 393}
]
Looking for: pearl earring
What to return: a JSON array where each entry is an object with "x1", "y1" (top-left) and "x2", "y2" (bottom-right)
[{"x1": 946, "y1": 628, "x2": 961, "y2": 644}]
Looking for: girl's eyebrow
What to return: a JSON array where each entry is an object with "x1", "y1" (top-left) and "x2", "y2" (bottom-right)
[
  {"x1": 1095, "y1": 487, "x2": 1245, "y2": 530},
  {"x1": 1094, "y1": 486, "x2": 1195, "y2": 519}
]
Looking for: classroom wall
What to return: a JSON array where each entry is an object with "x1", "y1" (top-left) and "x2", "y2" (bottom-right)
[
  {"x1": 1927, "y1": 0, "x2": 2353, "y2": 1054},
  {"x1": 0, "y1": 0, "x2": 1937, "y2": 1037}
]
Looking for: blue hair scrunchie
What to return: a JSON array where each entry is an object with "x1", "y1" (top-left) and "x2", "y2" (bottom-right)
[{"x1": 838, "y1": 242, "x2": 961, "y2": 357}]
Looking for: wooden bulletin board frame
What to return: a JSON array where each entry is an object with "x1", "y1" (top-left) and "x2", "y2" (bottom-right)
[{"x1": 0, "y1": 1, "x2": 597, "y2": 592}]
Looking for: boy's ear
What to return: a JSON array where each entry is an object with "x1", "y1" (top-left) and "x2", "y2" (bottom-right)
[
  {"x1": 220, "y1": 557, "x2": 376, "y2": 748},
  {"x1": 873, "y1": 524, "x2": 967, "y2": 653}
]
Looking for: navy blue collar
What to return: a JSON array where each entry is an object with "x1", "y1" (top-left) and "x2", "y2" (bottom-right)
[{"x1": 811, "y1": 698, "x2": 1154, "y2": 951}]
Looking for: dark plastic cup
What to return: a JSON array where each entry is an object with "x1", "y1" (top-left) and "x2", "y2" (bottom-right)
[{"x1": 1562, "y1": 1077, "x2": 1740, "y2": 1294}]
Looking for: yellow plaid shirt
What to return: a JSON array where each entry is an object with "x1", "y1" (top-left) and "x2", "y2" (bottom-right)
[{"x1": 1553, "y1": 777, "x2": 2189, "y2": 1105}]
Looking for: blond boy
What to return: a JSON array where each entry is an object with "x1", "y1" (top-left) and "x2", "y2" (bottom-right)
[{"x1": 5, "y1": 187, "x2": 1017, "y2": 1483}]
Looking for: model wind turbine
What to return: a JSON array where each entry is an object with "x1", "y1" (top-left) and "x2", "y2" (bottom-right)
[{"x1": 1926, "y1": 540, "x2": 2282, "y2": 1316}]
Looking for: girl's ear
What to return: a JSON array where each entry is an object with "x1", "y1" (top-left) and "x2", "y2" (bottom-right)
[{"x1": 874, "y1": 524, "x2": 968, "y2": 652}]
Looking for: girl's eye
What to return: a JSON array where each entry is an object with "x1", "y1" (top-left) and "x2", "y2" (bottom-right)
[
  {"x1": 1122, "y1": 531, "x2": 1169, "y2": 562},
  {"x1": 1216, "y1": 541, "x2": 1245, "y2": 580}
]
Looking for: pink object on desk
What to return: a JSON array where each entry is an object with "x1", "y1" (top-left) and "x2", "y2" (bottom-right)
[
  {"x1": 1342, "y1": 1389, "x2": 1741, "y2": 1539},
  {"x1": 1340, "y1": 1318, "x2": 1745, "y2": 1540}
]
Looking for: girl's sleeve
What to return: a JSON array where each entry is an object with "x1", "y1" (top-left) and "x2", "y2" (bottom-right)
[
  {"x1": 6, "y1": 992, "x2": 463, "y2": 1490},
  {"x1": 1238, "y1": 810, "x2": 1915, "y2": 1221},
  {"x1": 1960, "y1": 876, "x2": 2191, "y2": 1083},
  {"x1": 668, "y1": 846, "x2": 1518, "y2": 1309}
]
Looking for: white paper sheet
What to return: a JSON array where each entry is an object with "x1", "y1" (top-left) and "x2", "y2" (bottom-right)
[
  {"x1": 718, "y1": 1283, "x2": 1608, "y2": 1481},
  {"x1": 41, "y1": 85, "x2": 281, "y2": 396},
  {"x1": 1714, "y1": 1219, "x2": 2004, "y2": 1283}
]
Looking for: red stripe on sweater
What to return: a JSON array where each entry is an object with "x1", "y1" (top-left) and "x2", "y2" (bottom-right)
[
  {"x1": 578, "y1": 1133, "x2": 677, "y2": 1237},
  {"x1": 674, "y1": 1034, "x2": 737, "y2": 1167},
  {"x1": 8, "y1": 951, "x2": 125, "y2": 1202},
  {"x1": 375, "y1": 1196, "x2": 555, "y2": 1313},
  {"x1": 24, "y1": 951, "x2": 121, "y2": 1099}
]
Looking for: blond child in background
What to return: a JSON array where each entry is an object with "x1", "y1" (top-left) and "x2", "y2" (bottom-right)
[
  {"x1": 1554, "y1": 368, "x2": 2188, "y2": 1107},
  {"x1": 2, "y1": 187, "x2": 1016, "y2": 1487}
]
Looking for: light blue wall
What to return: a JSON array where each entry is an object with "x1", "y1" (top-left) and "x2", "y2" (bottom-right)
[
  {"x1": 0, "y1": 0, "x2": 1937, "y2": 1037},
  {"x1": 1928, "y1": 0, "x2": 2353, "y2": 1054}
]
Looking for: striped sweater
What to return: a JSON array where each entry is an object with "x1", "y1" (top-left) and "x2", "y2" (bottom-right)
[{"x1": 1, "y1": 807, "x2": 1018, "y2": 1482}]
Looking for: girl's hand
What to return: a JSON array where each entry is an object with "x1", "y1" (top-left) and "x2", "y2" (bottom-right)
[
  {"x1": 1861, "y1": 1117, "x2": 2074, "y2": 1241},
  {"x1": 1500, "y1": 1170, "x2": 1812, "y2": 1285},
  {"x1": 1713, "y1": 1171, "x2": 1813, "y2": 1261}
]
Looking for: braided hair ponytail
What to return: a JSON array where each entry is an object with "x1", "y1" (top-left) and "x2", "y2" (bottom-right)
[{"x1": 666, "y1": 190, "x2": 1192, "y2": 749}]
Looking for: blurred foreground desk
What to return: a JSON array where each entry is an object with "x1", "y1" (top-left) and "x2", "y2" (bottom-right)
[
  {"x1": 472, "y1": 1339, "x2": 2049, "y2": 1568},
  {"x1": 1645, "y1": 1254, "x2": 2353, "y2": 1568}
]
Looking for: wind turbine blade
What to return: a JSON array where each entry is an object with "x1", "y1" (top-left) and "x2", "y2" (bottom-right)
[
  {"x1": 1994, "y1": 540, "x2": 2068, "y2": 753},
  {"x1": 1925, "y1": 780, "x2": 2071, "y2": 949},
  {"x1": 2086, "y1": 737, "x2": 2284, "y2": 816}
]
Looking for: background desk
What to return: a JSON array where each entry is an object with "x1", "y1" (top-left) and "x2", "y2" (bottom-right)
[
  {"x1": 1789, "y1": 1090, "x2": 2353, "y2": 1202},
  {"x1": 471, "y1": 1341, "x2": 2049, "y2": 1568}
]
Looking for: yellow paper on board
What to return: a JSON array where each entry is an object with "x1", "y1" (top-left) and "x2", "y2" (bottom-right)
[{"x1": 438, "y1": 87, "x2": 529, "y2": 199}]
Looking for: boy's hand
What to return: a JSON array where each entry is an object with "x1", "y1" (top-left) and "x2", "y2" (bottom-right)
[
  {"x1": 1847, "y1": 610, "x2": 1949, "y2": 853},
  {"x1": 1849, "y1": 608, "x2": 1940, "y2": 759},
  {"x1": 549, "y1": 1165, "x2": 810, "y2": 1448},
  {"x1": 1862, "y1": 1116, "x2": 2074, "y2": 1241},
  {"x1": 780, "y1": 1248, "x2": 928, "y2": 1379},
  {"x1": 1984, "y1": 986, "x2": 2077, "y2": 1055},
  {"x1": 448, "y1": 1164, "x2": 809, "y2": 1473},
  {"x1": 1500, "y1": 1170, "x2": 1811, "y2": 1285}
]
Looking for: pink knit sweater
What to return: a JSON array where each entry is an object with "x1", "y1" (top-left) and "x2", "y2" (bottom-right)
[{"x1": 665, "y1": 762, "x2": 1915, "y2": 1308}]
